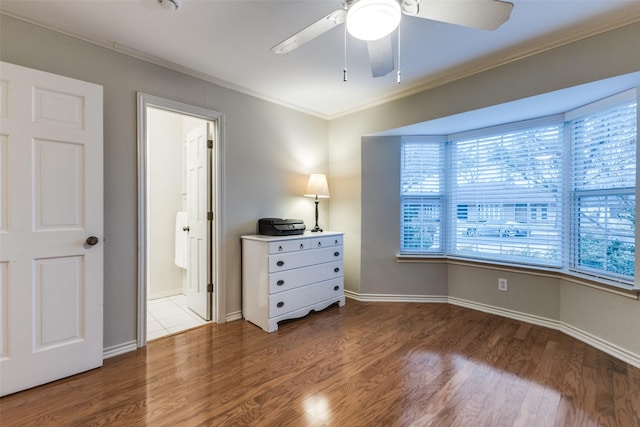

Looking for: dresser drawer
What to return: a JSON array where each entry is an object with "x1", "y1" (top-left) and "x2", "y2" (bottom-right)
[
  {"x1": 269, "y1": 260, "x2": 343, "y2": 293},
  {"x1": 269, "y1": 246, "x2": 343, "y2": 272},
  {"x1": 269, "y1": 239, "x2": 310, "y2": 254},
  {"x1": 269, "y1": 278, "x2": 343, "y2": 317},
  {"x1": 310, "y1": 234, "x2": 343, "y2": 249}
]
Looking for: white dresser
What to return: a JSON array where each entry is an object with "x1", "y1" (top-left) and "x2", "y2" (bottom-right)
[{"x1": 241, "y1": 231, "x2": 345, "y2": 332}]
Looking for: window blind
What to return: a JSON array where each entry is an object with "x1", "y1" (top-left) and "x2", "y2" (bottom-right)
[
  {"x1": 400, "y1": 140, "x2": 444, "y2": 253},
  {"x1": 570, "y1": 95, "x2": 636, "y2": 282},
  {"x1": 449, "y1": 118, "x2": 564, "y2": 266}
]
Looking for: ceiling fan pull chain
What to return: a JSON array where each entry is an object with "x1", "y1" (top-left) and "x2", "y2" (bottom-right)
[
  {"x1": 343, "y1": 13, "x2": 348, "y2": 82},
  {"x1": 397, "y1": 19, "x2": 402, "y2": 84}
]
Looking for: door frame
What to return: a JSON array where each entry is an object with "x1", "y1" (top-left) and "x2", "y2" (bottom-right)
[{"x1": 136, "y1": 93, "x2": 225, "y2": 348}]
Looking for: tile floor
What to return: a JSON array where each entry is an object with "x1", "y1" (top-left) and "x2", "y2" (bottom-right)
[{"x1": 147, "y1": 294, "x2": 209, "y2": 341}]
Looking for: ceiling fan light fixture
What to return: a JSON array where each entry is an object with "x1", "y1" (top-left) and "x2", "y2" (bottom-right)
[
  {"x1": 346, "y1": 0, "x2": 401, "y2": 41},
  {"x1": 158, "y1": 0, "x2": 181, "y2": 12}
]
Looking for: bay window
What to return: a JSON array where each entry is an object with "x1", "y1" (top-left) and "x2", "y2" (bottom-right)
[{"x1": 400, "y1": 90, "x2": 637, "y2": 287}]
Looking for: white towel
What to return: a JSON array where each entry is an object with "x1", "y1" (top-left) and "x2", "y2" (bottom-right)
[{"x1": 175, "y1": 211, "x2": 188, "y2": 269}]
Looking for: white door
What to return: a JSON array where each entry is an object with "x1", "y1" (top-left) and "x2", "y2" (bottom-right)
[
  {"x1": 0, "y1": 62, "x2": 103, "y2": 396},
  {"x1": 185, "y1": 122, "x2": 211, "y2": 320}
]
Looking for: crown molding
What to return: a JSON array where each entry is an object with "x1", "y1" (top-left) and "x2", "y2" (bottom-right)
[
  {"x1": 330, "y1": 8, "x2": 640, "y2": 119},
  {"x1": 0, "y1": 8, "x2": 328, "y2": 119},
  {"x1": 2, "y1": 6, "x2": 639, "y2": 121}
]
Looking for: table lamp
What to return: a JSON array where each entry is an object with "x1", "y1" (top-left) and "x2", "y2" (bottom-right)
[{"x1": 304, "y1": 174, "x2": 330, "y2": 232}]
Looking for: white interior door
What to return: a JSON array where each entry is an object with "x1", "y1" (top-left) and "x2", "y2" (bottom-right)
[
  {"x1": 0, "y1": 62, "x2": 103, "y2": 396},
  {"x1": 185, "y1": 122, "x2": 211, "y2": 320}
]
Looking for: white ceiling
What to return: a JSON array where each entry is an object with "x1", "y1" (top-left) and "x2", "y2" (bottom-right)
[{"x1": 2, "y1": 0, "x2": 639, "y2": 119}]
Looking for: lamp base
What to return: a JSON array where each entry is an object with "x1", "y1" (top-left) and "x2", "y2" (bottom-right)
[{"x1": 311, "y1": 199, "x2": 323, "y2": 232}]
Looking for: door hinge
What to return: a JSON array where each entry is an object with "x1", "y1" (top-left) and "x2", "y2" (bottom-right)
[
  {"x1": 207, "y1": 211, "x2": 214, "y2": 221},
  {"x1": 207, "y1": 139, "x2": 213, "y2": 149},
  {"x1": 207, "y1": 283, "x2": 214, "y2": 293}
]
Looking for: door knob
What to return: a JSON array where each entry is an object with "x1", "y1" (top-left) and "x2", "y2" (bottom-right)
[
  {"x1": 86, "y1": 236, "x2": 99, "y2": 246},
  {"x1": 183, "y1": 226, "x2": 190, "y2": 232}
]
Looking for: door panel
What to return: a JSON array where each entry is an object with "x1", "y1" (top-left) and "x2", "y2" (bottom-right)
[
  {"x1": 0, "y1": 61, "x2": 103, "y2": 396},
  {"x1": 34, "y1": 139, "x2": 84, "y2": 229},
  {"x1": 35, "y1": 256, "x2": 84, "y2": 349},
  {"x1": 185, "y1": 123, "x2": 210, "y2": 320},
  {"x1": 33, "y1": 87, "x2": 85, "y2": 129}
]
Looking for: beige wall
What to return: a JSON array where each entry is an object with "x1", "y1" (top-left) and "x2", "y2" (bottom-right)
[
  {"x1": 0, "y1": 14, "x2": 329, "y2": 349},
  {"x1": 329, "y1": 22, "x2": 640, "y2": 363},
  {"x1": 448, "y1": 265, "x2": 562, "y2": 321},
  {"x1": 560, "y1": 280, "x2": 640, "y2": 357}
]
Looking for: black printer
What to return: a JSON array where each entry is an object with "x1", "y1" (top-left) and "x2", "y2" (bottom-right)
[{"x1": 257, "y1": 218, "x2": 306, "y2": 236}]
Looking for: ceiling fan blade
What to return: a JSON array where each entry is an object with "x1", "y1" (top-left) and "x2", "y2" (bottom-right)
[
  {"x1": 403, "y1": 0, "x2": 513, "y2": 31},
  {"x1": 271, "y1": 9, "x2": 346, "y2": 55},
  {"x1": 367, "y1": 36, "x2": 394, "y2": 78}
]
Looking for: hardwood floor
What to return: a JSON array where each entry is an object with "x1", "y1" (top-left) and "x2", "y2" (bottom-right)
[{"x1": 1, "y1": 300, "x2": 639, "y2": 426}]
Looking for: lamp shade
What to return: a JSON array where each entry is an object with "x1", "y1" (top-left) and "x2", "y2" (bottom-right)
[
  {"x1": 346, "y1": 0, "x2": 401, "y2": 41},
  {"x1": 304, "y1": 174, "x2": 330, "y2": 198}
]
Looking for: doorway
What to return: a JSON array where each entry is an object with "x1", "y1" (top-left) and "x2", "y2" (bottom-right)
[{"x1": 136, "y1": 93, "x2": 225, "y2": 347}]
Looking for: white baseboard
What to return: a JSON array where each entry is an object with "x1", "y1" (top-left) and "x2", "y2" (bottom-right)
[
  {"x1": 344, "y1": 290, "x2": 447, "y2": 303},
  {"x1": 347, "y1": 291, "x2": 640, "y2": 370},
  {"x1": 560, "y1": 322, "x2": 640, "y2": 370},
  {"x1": 103, "y1": 294, "x2": 639, "y2": 369},
  {"x1": 103, "y1": 340, "x2": 137, "y2": 359},
  {"x1": 148, "y1": 288, "x2": 183, "y2": 300},
  {"x1": 226, "y1": 310, "x2": 242, "y2": 322},
  {"x1": 103, "y1": 311, "x2": 241, "y2": 360},
  {"x1": 447, "y1": 296, "x2": 560, "y2": 330}
]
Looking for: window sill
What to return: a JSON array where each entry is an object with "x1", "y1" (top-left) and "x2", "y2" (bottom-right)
[{"x1": 396, "y1": 254, "x2": 639, "y2": 299}]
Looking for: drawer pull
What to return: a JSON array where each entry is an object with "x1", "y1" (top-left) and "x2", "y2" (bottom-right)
[
  {"x1": 334, "y1": 267, "x2": 340, "y2": 273},
  {"x1": 334, "y1": 251, "x2": 340, "y2": 257},
  {"x1": 277, "y1": 280, "x2": 284, "y2": 286},
  {"x1": 278, "y1": 245, "x2": 283, "y2": 252},
  {"x1": 334, "y1": 285, "x2": 340, "y2": 291},
  {"x1": 317, "y1": 242, "x2": 322, "y2": 247},
  {"x1": 334, "y1": 239, "x2": 339, "y2": 245},
  {"x1": 300, "y1": 243, "x2": 304, "y2": 249},
  {"x1": 277, "y1": 301, "x2": 284, "y2": 308},
  {"x1": 277, "y1": 260, "x2": 285, "y2": 267}
]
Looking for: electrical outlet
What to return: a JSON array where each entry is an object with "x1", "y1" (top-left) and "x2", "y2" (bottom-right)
[{"x1": 498, "y1": 278, "x2": 508, "y2": 291}]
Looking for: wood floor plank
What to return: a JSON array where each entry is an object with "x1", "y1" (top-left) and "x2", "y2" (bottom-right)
[
  {"x1": 613, "y1": 369, "x2": 640, "y2": 427},
  {"x1": 1, "y1": 300, "x2": 638, "y2": 426}
]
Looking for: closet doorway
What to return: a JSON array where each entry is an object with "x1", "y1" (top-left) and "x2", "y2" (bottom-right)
[{"x1": 136, "y1": 93, "x2": 225, "y2": 347}]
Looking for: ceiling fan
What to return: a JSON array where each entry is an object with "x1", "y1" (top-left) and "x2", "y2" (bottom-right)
[{"x1": 271, "y1": 0, "x2": 514, "y2": 79}]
